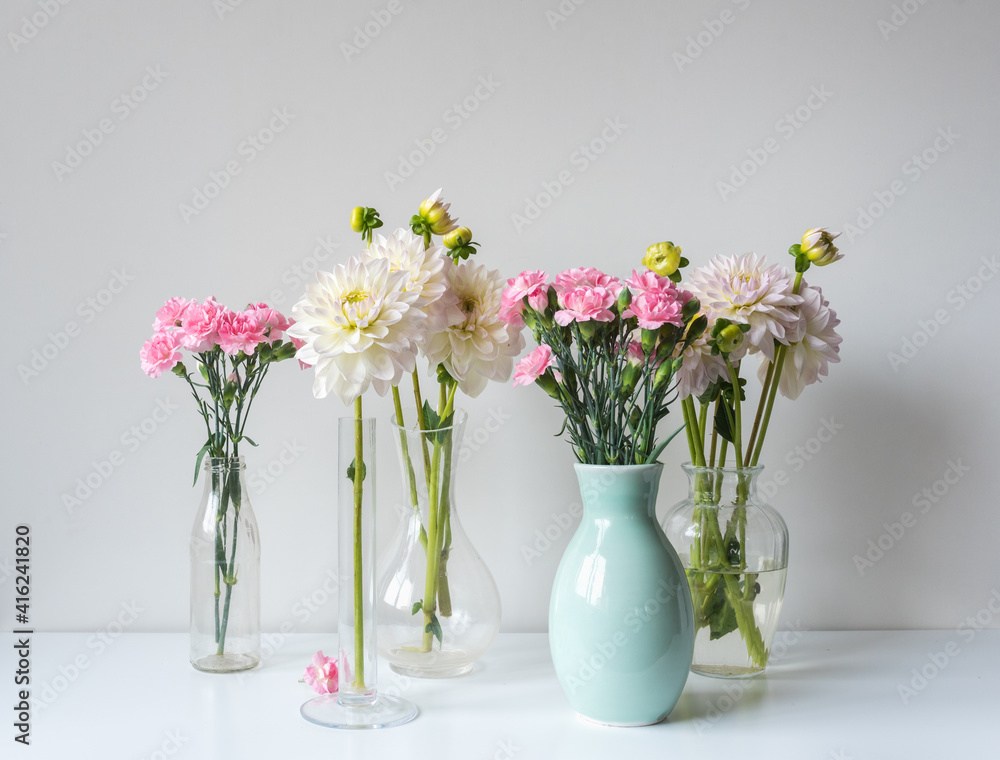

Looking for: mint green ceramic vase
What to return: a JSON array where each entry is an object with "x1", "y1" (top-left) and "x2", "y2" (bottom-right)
[{"x1": 549, "y1": 463, "x2": 694, "y2": 726}]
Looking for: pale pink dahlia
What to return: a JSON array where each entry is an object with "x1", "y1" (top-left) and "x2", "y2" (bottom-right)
[
  {"x1": 758, "y1": 283, "x2": 841, "y2": 400},
  {"x1": 684, "y1": 253, "x2": 803, "y2": 361}
]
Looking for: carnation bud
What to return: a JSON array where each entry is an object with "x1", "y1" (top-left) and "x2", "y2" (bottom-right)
[
  {"x1": 620, "y1": 363, "x2": 642, "y2": 398},
  {"x1": 640, "y1": 328, "x2": 658, "y2": 357},
  {"x1": 800, "y1": 228, "x2": 843, "y2": 267},
  {"x1": 546, "y1": 286, "x2": 560, "y2": 316},
  {"x1": 443, "y1": 226, "x2": 472, "y2": 249},
  {"x1": 617, "y1": 287, "x2": 632, "y2": 314},
  {"x1": 350, "y1": 206, "x2": 365, "y2": 233},
  {"x1": 642, "y1": 242, "x2": 682, "y2": 277},
  {"x1": 652, "y1": 360, "x2": 674, "y2": 391}
]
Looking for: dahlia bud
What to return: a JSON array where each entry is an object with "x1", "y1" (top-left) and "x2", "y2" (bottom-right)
[
  {"x1": 716, "y1": 324, "x2": 744, "y2": 354},
  {"x1": 417, "y1": 188, "x2": 458, "y2": 236},
  {"x1": 443, "y1": 226, "x2": 472, "y2": 249},
  {"x1": 800, "y1": 228, "x2": 843, "y2": 267},
  {"x1": 350, "y1": 206, "x2": 365, "y2": 233},
  {"x1": 642, "y1": 242, "x2": 682, "y2": 277}
]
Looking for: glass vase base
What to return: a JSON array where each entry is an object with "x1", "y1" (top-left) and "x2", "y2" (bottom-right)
[
  {"x1": 692, "y1": 664, "x2": 765, "y2": 679},
  {"x1": 191, "y1": 652, "x2": 259, "y2": 674},
  {"x1": 387, "y1": 646, "x2": 475, "y2": 679},
  {"x1": 300, "y1": 694, "x2": 418, "y2": 730}
]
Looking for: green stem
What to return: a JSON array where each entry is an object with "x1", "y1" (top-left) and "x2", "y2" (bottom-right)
[
  {"x1": 411, "y1": 370, "x2": 431, "y2": 483},
  {"x1": 750, "y1": 271, "x2": 803, "y2": 466},
  {"x1": 217, "y1": 467, "x2": 240, "y2": 656},
  {"x1": 744, "y1": 359, "x2": 774, "y2": 467},
  {"x1": 392, "y1": 387, "x2": 424, "y2": 549},
  {"x1": 421, "y1": 433, "x2": 443, "y2": 652},
  {"x1": 352, "y1": 396, "x2": 365, "y2": 689},
  {"x1": 723, "y1": 356, "x2": 744, "y2": 468}
]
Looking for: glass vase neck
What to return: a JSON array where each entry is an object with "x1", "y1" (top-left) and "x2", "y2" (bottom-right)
[
  {"x1": 681, "y1": 463, "x2": 763, "y2": 504},
  {"x1": 204, "y1": 456, "x2": 246, "y2": 473}
]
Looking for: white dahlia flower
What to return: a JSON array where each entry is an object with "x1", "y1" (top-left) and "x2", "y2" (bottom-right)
[
  {"x1": 361, "y1": 227, "x2": 462, "y2": 338},
  {"x1": 675, "y1": 334, "x2": 729, "y2": 401},
  {"x1": 758, "y1": 282, "x2": 841, "y2": 401},
  {"x1": 288, "y1": 257, "x2": 426, "y2": 404},
  {"x1": 423, "y1": 261, "x2": 526, "y2": 398},
  {"x1": 685, "y1": 253, "x2": 803, "y2": 361}
]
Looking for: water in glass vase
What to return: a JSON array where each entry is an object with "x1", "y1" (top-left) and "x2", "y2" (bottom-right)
[{"x1": 688, "y1": 566, "x2": 786, "y2": 677}]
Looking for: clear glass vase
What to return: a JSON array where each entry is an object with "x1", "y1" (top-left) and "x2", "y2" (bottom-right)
[
  {"x1": 300, "y1": 416, "x2": 418, "y2": 729},
  {"x1": 661, "y1": 464, "x2": 788, "y2": 678},
  {"x1": 377, "y1": 408, "x2": 501, "y2": 678},
  {"x1": 190, "y1": 456, "x2": 260, "y2": 673}
]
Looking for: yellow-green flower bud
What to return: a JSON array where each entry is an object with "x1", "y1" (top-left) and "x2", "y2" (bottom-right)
[
  {"x1": 417, "y1": 188, "x2": 458, "y2": 236},
  {"x1": 717, "y1": 324, "x2": 744, "y2": 354},
  {"x1": 620, "y1": 362, "x2": 642, "y2": 398},
  {"x1": 443, "y1": 226, "x2": 472, "y2": 249},
  {"x1": 652, "y1": 360, "x2": 674, "y2": 391},
  {"x1": 350, "y1": 206, "x2": 365, "y2": 233},
  {"x1": 642, "y1": 242, "x2": 682, "y2": 277},
  {"x1": 800, "y1": 228, "x2": 843, "y2": 266}
]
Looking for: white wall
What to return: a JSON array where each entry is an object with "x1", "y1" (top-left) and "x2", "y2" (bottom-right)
[{"x1": 2, "y1": 0, "x2": 998, "y2": 636}]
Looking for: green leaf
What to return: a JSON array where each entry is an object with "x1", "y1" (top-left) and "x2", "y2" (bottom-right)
[
  {"x1": 411, "y1": 600, "x2": 423, "y2": 615},
  {"x1": 707, "y1": 581, "x2": 739, "y2": 641},
  {"x1": 242, "y1": 436, "x2": 258, "y2": 447},
  {"x1": 647, "y1": 423, "x2": 687, "y2": 463},
  {"x1": 346, "y1": 457, "x2": 367, "y2": 483},
  {"x1": 421, "y1": 400, "x2": 454, "y2": 445},
  {"x1": 424, "y1": 613, "x2": 443, "y2": 645},
  {"x1": 715, "y1": 401, "x2": 735, "y2": 444},
  {"x1": 193, "y1": 442, "x2": 212, "y2": 486}
]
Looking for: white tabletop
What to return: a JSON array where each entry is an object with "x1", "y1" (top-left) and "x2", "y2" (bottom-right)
[{"x1": 8, "y1": 630, "x2": 995, "y2": 759}]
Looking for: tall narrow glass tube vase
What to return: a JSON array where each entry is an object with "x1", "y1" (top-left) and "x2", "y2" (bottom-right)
[{"x1": 300, "y1": 415, "x2": 418, "y2": 729}]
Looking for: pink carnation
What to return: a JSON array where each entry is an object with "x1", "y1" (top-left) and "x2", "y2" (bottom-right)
[
  {"x1": 513, "y1": 344, "x2": 558, "y2": 387},
  {"x1": 554, "y1": 286, "x2": 617, "y2": 326},
  {"x1": 625, "y1": 269, "x2": 675, "y2": 296},
  {"x1": 181, "y1": 297, "x2": 226, "y2": 353},
  {"x1": 140, "y1": 330, "x2": 182, "y2": 377},
  {"x1": 218, "y1": 309, "x2": 268, "y2": 356},
  {"x1": 247, "y1": 302, "x2": 291, "y2": 342},
  {"x1": 152, "y1": 297, "x2": 190, "y2": 331},
  {"x1": 500, "y1": 270, "x2": 549, "y2": 327},
  {"x1": 626, "y1": 339, "x2": 644, "y2": 364},
  {"x1": 303, "y1": 651, "x2": 338, "y2": 695},
  {"x1": 624, "y1": 291, "x2": 688, "y2": 330},
  {"x1": 554, "y1": 267, "x2": 621, "y2": 295}
]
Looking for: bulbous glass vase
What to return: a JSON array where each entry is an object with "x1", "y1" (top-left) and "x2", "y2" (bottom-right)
[
  {"x1": 662, "y1": 464, "x2": 789, "y2": 678},
  {"x1": 377, "y1": 408, "x2": 501, "y2": 678}
]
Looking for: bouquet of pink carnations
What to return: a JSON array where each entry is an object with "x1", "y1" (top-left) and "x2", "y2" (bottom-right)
[
  {"x1": 140, "y1": 297, "x2": 298, "y2": 660},
  {"x1": 503, "y1": 246, "x2": 706, "y2": 465}
]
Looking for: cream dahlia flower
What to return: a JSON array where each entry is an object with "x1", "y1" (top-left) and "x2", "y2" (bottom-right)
[
  {"x1": 361, "y1": 227, "x2": 462, "y2": 338},
  {"x1": 288, "y1": 257, "x2": 426, "y2": 404},
  {"x1": 758, "y1": 283, "x2": 841, "y2": 401},
  {"x1": 423, "y1": 261, "x2": 526, "y2": 398},
  {"x1": 685, "y1": 253, "x2": 803, "y2": 361},
  {"x1": 675, "y1": 334, "x2": 729, "y2": 401}
]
